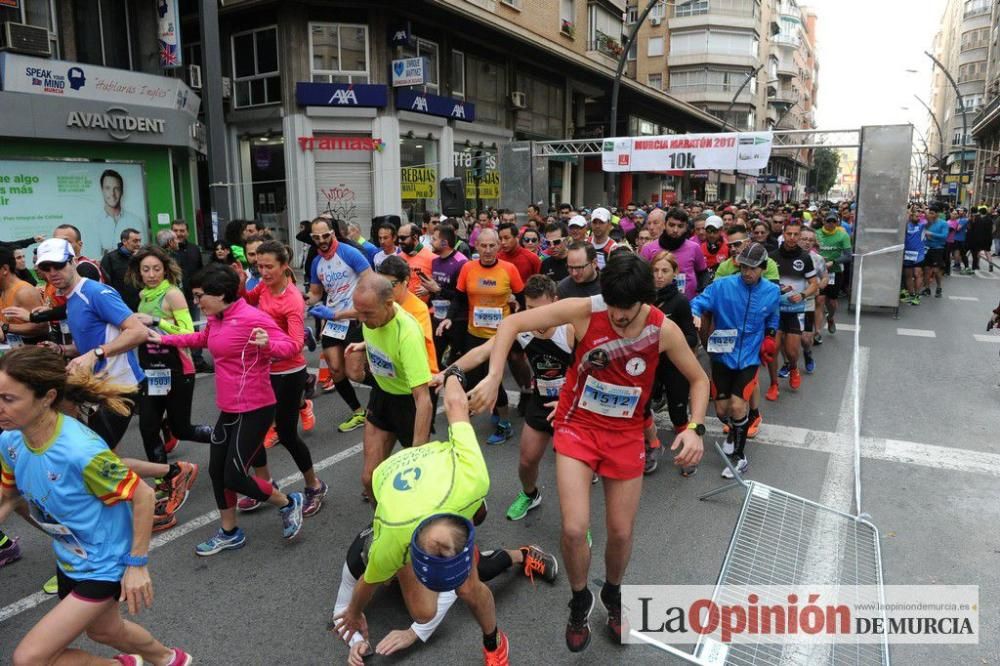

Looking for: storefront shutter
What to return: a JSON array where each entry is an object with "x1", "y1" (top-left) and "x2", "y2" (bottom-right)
[{"x1": 314, "y1": 162, "x2": 373, "y2": 232}]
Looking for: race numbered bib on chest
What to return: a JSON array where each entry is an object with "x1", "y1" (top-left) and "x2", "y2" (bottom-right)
[
  {"x1": 904, "y1": 250, "x2": 919, "y2": 263},
  {"x1": 674, "y1": 273, "x2": 687, "y2": 292},
  {"x1": 431, "y1": 299, "x2": 450, "y2": 320},
  {"x1": 29, "y1": 505, "x2": 88, "y2": 559},
  {"x1": 707, "y1": 328, "x2": 738, "y2": 354},
  {"x1": 5, "y1": 333, "x2": 23, "y2": 348},
  {"x1": 828, "y1": 272, "x2": 836, "y2": 286},
  {"x1": 323, "y1": 319, "x2": 350, "y2": 340},
  {"x1": 578, "y1": 376, "x2": 641, "y2": 418},
  {"x1": 535, "y1": 376, "x2": 565, "y2": 399},
  {"x1": 473, "y1": 306, "x2": 503, "y2": 330},
  {"x1": 596, "y1": 253, "x2": 607, "y2": 270},
  {"x1": 145, "y1": 368, "x2": 172, "y2": 396},
  {"x1": 367, "y1": 344, "x2": 397, "y2": 378}
]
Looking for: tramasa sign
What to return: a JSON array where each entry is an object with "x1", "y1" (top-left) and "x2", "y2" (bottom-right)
[{"x1": 297, "y1": 136, "x2": 385, "y2": 152}]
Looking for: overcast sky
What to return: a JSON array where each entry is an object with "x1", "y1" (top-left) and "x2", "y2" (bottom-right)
[{"x1": 808, "y1": 0, "x2": 945, "y2": 133}]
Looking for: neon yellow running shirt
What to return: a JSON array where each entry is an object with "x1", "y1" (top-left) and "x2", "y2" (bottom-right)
[{"x1": 364, "y1": 422, "x2": 489, "y2": 584}]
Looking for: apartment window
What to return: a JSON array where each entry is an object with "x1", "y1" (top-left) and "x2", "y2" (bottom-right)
[
  {"x1": 451, "y1": 50, "x2": 466, "y2": 98},
  {"x1": 670, "y1": 29, "x2": 757, "y2": 56},
  {"x1": 400, "y1": 38, "x2": 440, "y2": 93},
  {"x1": 648, "y1": 36, "x2": 665, "y2": 56},
  {"x1": 467, "y1": 54, "x2": 506, "y2": 125},
  {"x1": 232, "y1": 26, "x2": 281, "y2": 108},
  {"x1": 628, "y1": 38, "x2": 637, "y2": 60},
  {"x1": 561, "y1": 0, "x2": 575, "y2": 35},
  {"x1": 957, "y1": 93, "x2": 983, "y2": 112},
  {"x1": 310, "y1": 23, "x2": 369, "y2": 84},
  {"x1": 953, "y1": 129, "x2": 969, "y2": 146},
  {"x1": 71, "y1": 0, "x2": 136, "y2": 69},
  {"x1": 768, "y1": 55, "x2": 778, "y2": 79},
  {"x1": 673, "y1": 0, "x2": 708, "y2": 17},
  {"x1": 670, "y1": 67, "x2": 756, "y2": 94},
  {"x1": 626, "y1": 4, "x2": 638, "y2": 23},
  {"x1": 589, "y1": 3, "x2": 623, "y2": 52},
  {"x1": 964, "y1": 0, "x2": 989, "y2": 18},
  {"x1": 515, "y1": 73, "x2": 565, "y2": 138},
  {"x1": 0, "y1": 0, "x2": 58, "y2": 56},
  {"x1": 650, "y1": 0, "x2": 667, "y2": 20},
  {"x1": 648, "y1": 73, "x2": 662, "y2": 89}
]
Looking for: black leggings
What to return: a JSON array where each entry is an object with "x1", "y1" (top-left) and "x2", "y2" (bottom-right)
[
  {"x1": 656, "y1": 357, "x2": 691, "y2": 429},
  {"x1": 89, "y1": 393, "x2": 138, "y2": 451},
  {"x1": 247, "y1": 370, "x2": 314, "y2": 474},
  {"x1": 464, "y1": 333, "x2": 508, "y2": 409},
  {"x1": 209, "y1": 405, "x2": 275, "y2": 510},
  {"x1": 137, "y1": 373, "x2": 209, "y2": 463}
]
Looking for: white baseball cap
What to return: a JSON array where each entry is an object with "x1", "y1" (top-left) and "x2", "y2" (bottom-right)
[
  {"x1": 591, "y1": 207, "x2": 611, "y2": 223},
  {"x1": 705, "y1": 215, "x2": 724, "y2": 230},
  {"x1": 35, "y1": 238, "x2": 75, "y2": 267},
  {"x1": 568, "y1": 215, "x2": 588, "y2": 228}
]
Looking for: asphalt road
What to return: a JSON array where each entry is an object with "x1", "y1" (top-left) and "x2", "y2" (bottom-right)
[{"x1": 1, "y1": 267, "x2": 999, "y2": 665}]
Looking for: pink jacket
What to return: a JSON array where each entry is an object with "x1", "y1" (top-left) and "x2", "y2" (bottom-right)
[{"x1": 161, "y1": 299, "x2": 297, "y2": 413}]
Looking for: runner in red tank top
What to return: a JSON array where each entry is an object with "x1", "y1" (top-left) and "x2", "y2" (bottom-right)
[{"x1": 468, "y1": 252, "x2": 710, "y2": 654}]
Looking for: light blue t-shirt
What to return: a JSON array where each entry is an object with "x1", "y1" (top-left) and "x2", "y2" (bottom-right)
[
  {"x1": 66, "y1": 278, "x2": 144, "y2": 386},
  {"x1": 0, "y1": 414, "x2": 138, "y2": 581},
  {"x1": 309, "y1": 242, "x2": 372, "y2": 314}
]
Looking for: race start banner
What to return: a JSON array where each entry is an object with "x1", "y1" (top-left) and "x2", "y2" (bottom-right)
[{"x1": 602, "y1": 132, "x2": 773, "y2": 172}]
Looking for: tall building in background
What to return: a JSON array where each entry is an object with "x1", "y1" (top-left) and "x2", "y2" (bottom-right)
[
  {"x1": 928, "y1": 0, "x2": 987, "y2": 204},
  {"x1": 971, "y1": 0, "x2": 1000, "y2": 203}
]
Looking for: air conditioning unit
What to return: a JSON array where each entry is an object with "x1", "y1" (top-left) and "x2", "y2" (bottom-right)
[
  {"x1": 221, "y1": 76, "x2": 232, "y2": 100},
  {"x1": 510, "y1": 90, "x2": 527, "y2": 109},
  {"x1": 650, "y1": 17, "x2": 662, "y2": 26},
  {"x1": 188, "y1": 64, "x2": 202, "y2": 89},
  {"x1": 0, "y1": 22, "x2": 51, "y2": 57}
]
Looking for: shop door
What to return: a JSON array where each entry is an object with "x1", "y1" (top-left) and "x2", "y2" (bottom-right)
[{"x1": 315, "y1": 163, "x2": 373, "y2": 233}]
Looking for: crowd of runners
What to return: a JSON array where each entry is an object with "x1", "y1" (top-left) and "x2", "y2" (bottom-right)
[{"x1": 0, "y1": 195, "x2": 987, "y2": 664}]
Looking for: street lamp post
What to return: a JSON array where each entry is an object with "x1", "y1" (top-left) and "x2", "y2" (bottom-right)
[
  {"x1": 910, "y1": 95, "x2": 946, "y2": 177},
  {"x1": 723, "y1": 64, "x2": 765, "y2": 130},
  {"x1": 925, "y1": 50, "x2": 968, "y2": 204}
]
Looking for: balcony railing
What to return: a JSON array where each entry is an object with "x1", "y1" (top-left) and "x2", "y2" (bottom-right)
[
  {"x1": 773, "y1": 33, "x2": 801, "y2": 47},
  {"x1": 672, "y1": 0, "x2": 757, "y2": 18},
  {"x1": 588, "y1": 30, "x2": 624, "y2": 57},
  {"x1": 668, "y1": 83, "x2": 753, "y2": 95}
]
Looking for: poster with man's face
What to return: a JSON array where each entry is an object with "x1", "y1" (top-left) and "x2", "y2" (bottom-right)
[{"x1": 0, "y1": 159, "x2": 148, "y2": 257}]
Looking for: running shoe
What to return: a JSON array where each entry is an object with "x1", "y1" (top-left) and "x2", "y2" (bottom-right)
[
  {"x1": 42, "y1": 575, "x2": 57, "y2": 595},
  {"x1": 164, "y1": 462, "x2": 198, "y2": 515},
  {"x1": 263, "y1": 425, "x2": 280, "y2": 449},
  {"x1": 722, "y1": 431, "x2": 735, "y2": 455},
  {"x1": 813, "y1": 333, "x2": 823, "y2": 345},
  {"x1": 935, "y1": 287, "x2": 943, "y2": 298},
  {"x1": 279, "y1": 492, "x2": 305, "y2": 539},
  {"x1": 777, "y1": 363, "x2": 791, "y2": 379},
  {"x1": 566, "y1": 589, "x2": 595, "y2": 652},
  {"x1": 748, "y1": 413, "x2": 762, "y2": 439},
  {"x1": 300, "y1": 399, "x2": 316, "y2": 431},
  {"x1": 152, "y1": 503, "x2": 177, "y2": 533},
  {"x1": 963, "y1": 268, "x2": 975, "y2": 276},
  {"x1": 303, "y1": 480, "x2": 329, "y2": 517},
  {"x1": 765, "y1": 384, "x2": 779, "y2": 401},
  {"x1": 238, "y1": 480, "x2": 277, "y2": 513},
  {"x1": 506, "y1": 490, "x2": 542, "y2": 521},
  {"x1": 910, "y1": 295, "x2": 921, "y2": 306},
  {"x1": 338, "y1": 408, "x2": 366, "y2": 433},
  {"x1": 601, "y1": 587, "x2": 622, "y2": 642},
  {"x1": 304, "y1": 327, "x2": 317, "y2": 352},
  {"x1": 320, "y1": 378, "x2": 337, "y2": 394},
  {"x1": 643, "y1": 445, "x2": 658, "y2": 475},
  {"x1": 804, "y1": 354, "x2": 816, "y2": 374},
  {"x1": 114, "y1": 655, "x2": 144, "y2": 666},
  {"x1": 304, "y1": 373, "x2": 317, "y2": 399},
  {"x1": 162, "y1": 420, "x2": 178, "y2": 455},
  {"x1": 483, "y1": 630, "x2": 510, "y2": 666},
  {"x1": 899, "y1": 288, "x2": 910, "y2": 301},
  {"x1": 0, "y1": 537, "x2": 21, "y2": 568},
  {"x1": 520, "y1": 545, "x2": 558, "y2": 584},
  {"x1": 195, "y1": 527, "x2": 246, "y2": 556},
  {"x1": 721, "y1": 457, "x2": 749, "y2": 479},
  {"x1": 827, "y1": 317, "x2": 836, "y2": 334},
  {"x1": 487, "y1": 421, "x2": 513, "y2": 445},
  {"x1": 166, "y1": 648, "x2": 193, "y2": 666},
  {"x1": 920, "y1": 287, "x2": 931, "y2": 296},
  {"x1": 681, "y1": 464, "x2": 698, "y2": 477},
  {"x1": 789, "y1": 368, "x2": 801, "y2": 391}
]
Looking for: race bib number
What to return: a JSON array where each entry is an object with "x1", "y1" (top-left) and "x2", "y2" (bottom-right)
[
  {"x1": 578, "y1": 376, "x2": 641, "y2": 418},
  {"x1": 473, "y1": 306, "x2": 503, "y2": 330},
  {"x1": 535, "y1": 376, "x2": 565, "y2": 399},
  {"x1": 367, "y1": 344, "x2": 397, "y2": 378},
  {"x1": 30, "y1": 506, "x2": 87, "y2": 559},
  {"x1": 59, "y1": 320, "x2": 71, "y2": 335},
  {"x1": 5, "y1": 333, "x2": 23, "y2": 348},
  {"x1": 829, "y1": 272, "x2": 836, "y2": 286},
  {"x1": 323, "y1": 319, "x2": 350, "y2": 340},
  {"x1": 596, "y1": 253, "x2": 607, "y2": 270},
  {"x1": 904, "y1": 250, "x2": 919, "y2": 263},
  {"x1": 146, "y1": 368, "x2": 171, "y2": 396},
  {"x1": 707, "y1": 328, "x2": 738, "y2": 354},
  {"x1": 674, "y1": 273, "x2": 687, "y2": 292},
  {"x1": 431, "y1": 299, "x2": 450, "y2": 320}
]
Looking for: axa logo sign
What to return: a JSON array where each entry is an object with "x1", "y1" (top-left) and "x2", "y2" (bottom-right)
[
  {"x1": 411, "y1": 96, "x2": 429, "y2": 112},
  {"x1": 451, "y1": 104, "x2": 466, "y2": 119},
  {"x1": 329, "y1": 88, "x2": 358, "y2": 105}
]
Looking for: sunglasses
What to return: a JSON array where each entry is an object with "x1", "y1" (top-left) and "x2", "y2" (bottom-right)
[
  {"x1": 310, "y1": 232, "x2": 333, "y2": 241},
  {"x1": 523, "y1": 237, "x2": 540, "y2": 243},
  {"x1": 728, "y1": 240, "x2": 747, "y2": 247},
  {"x1": 547, "y1": 238, "x2": 564, "y2": 246},
  {"x1": 37, "y1": 261, "x2": 68, "y2": 272},
  {"x1": 397, "y1": 235, "x2": 411, "y2": 241}
]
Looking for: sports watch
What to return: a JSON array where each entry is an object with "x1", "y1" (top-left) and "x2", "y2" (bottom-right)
[
  {"x1": 94, "y1": 346, "x2": 106, "y2": 360},
  {"x1": 687, "y1": 422, "x2": 706, "y2": 437}
]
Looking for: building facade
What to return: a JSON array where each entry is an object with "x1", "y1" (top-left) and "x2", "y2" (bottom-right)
[{"x1": 970, "y1": 0, "x2": 1000, "y2": 203}]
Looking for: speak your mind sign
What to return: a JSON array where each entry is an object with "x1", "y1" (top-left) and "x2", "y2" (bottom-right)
[
  {"x1": 0, "y1": 160, "x2": 148, "y2": 256},
  {"x1": 602, "y1": 132, "x2": 773, "y2": 172}
]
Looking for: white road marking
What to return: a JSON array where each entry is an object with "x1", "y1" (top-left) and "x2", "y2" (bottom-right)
[
  {"x1": 973, "y1": 334, "x2": 1000, "y2": 344},
  {"x1": 896, "y1": 328, "x2": 936, "y2": 338},
  {"x1": 949, "y1": 273, "x2": 972, "y2": 279},
  {"x1": 834, "y1": 323, "x2": 858, "y2": 332},
  {"x1": 976, "y1": 270, "x2": 999, "y2": 280},
  {"x1": 948, "y1": 296, "x2": 980, "y2": 301}
]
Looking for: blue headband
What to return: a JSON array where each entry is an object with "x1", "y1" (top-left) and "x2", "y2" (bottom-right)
[{"x1": 410, "y1": 514, "x2": 476, "y2": 592}]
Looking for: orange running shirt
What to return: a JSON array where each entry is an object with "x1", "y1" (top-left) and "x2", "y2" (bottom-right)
[
  {"x1": 400, "y1": 290, "x2": 440, "y2": 374},
  {"x1": 455, "y1": 259, "x2": 524, "y2": 339}
]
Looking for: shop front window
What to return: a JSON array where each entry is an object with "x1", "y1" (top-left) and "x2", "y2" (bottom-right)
[
  {"x1": 245, "y1": 135, "x2": 287, "y2": 243},
  {"x1": 454, "y1": 145, "x2": 499, "y2": 213},
  {"x1": 400, "y1": 137, "x2": 439, "y2": 224}
]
